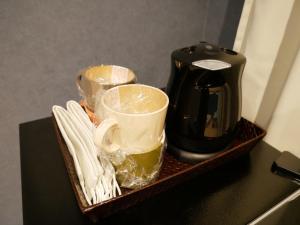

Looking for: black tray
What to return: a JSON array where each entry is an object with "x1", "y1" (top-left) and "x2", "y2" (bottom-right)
[{"x1": 52, "y1": 117, "x2": 266, "y2": 222}]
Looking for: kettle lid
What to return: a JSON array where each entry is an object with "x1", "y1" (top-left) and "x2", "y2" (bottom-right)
[{"x1": 171, "y1": 42, "x2": 246, "y2": 69}]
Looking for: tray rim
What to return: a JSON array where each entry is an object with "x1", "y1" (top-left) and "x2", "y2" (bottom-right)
[{"x1": 52, "y1": 116, "x2": 266, "y2": 216}]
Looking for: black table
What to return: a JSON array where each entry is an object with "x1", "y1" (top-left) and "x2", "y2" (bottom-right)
[{"x1": 20, "y1": 117, "x2": 299, "y2": 225}]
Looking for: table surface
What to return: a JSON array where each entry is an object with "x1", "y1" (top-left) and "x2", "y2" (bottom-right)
[{"x1": 20, "y1": 117, "x2": 300, "y2": 225}]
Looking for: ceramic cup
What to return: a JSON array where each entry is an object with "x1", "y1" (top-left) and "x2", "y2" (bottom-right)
[
  {"x1": 114, "y1": 132, "x2": 165, "y2": 188},
  {"x1": 93, "y1": 84, "x2": 169, "y2": 188},
  {"x1": 76, "y1": 65, "x2": 136, "y2": 111}
]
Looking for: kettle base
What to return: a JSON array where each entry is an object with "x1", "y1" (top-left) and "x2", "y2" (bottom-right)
[{"x1": 167, "y1": 142, "x2": 226, "y2": 164}]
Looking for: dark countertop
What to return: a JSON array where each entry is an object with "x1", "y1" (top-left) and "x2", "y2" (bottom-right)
[{"x1": 20, "y1": 117, "x2": 299, "y2": 225}]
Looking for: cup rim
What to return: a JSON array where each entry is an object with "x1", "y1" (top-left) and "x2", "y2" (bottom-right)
[
  {"x1": 79, "y1": 64, "x2": 136, "y2": 86},
  {"x1": 101, "y1": 84, "x2": 169, "y2": 117}
]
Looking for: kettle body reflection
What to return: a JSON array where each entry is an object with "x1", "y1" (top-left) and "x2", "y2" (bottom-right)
[{"x1": 166, "y1": 42, "x2": 246, "y2": 158}]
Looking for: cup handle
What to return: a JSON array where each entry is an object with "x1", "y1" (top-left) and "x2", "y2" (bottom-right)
[
  {"x1": 76, "y1": 75, "x2": 84, "y2": 96},
  {"x1": 93, "y1": 119, "x2": 120, "y2": 153}
]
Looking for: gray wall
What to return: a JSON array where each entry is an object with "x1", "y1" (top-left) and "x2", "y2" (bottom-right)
[{"x1": 0, "y1": 0, "x2": 243, "y2": 224}]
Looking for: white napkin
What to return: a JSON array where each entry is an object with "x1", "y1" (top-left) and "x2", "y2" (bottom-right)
[
  {"x1": 66, "y1": 101, "x2": 120, "y2": 201},
  {"x1": 52, "y1": 101, "x2": 121, "y2": 205},
  {"x1": 52, "y1": 106, "x2": 93, "y2": 204}
]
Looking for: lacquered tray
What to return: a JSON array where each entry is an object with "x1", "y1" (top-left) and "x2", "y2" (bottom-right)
[{"x1": 52, "y1": 116, "x2": 265, "y2": 222}]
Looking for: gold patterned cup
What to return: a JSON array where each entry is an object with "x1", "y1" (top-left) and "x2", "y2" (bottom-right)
[
  {"x1": 113, "y1": 133, "x2": 165, "y2": 188},
  {"x1": 93, "y1": 84, "x2": 169, "y2": 188},
  {"x1": 76, "y1": 65, "x2": 136, "y2": 111}
]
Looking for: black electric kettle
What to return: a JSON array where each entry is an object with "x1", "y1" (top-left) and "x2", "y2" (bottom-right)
[{"x1": 166, "y1": 42, "x2": 246, "y2": 162}]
